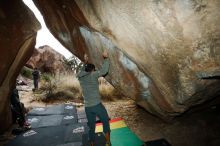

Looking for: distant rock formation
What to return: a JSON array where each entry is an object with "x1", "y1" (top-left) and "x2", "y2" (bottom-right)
[{"x1": 26, "y1": 45, "x2": 70, "y2": 74}]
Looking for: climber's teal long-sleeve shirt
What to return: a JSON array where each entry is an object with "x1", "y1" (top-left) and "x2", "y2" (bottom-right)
[{"x1": 77, "y1": 58, "x2": 110, "y2": 107}]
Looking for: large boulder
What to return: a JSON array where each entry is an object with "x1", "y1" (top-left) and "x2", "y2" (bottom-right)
[
  {"x1": 26, "y1": 45, "x2": 69, "y2": 74},
  {"x1": 0, "y1": 0, "x2": 40, "y2": 133},
  {"x1": 33, "y1": 0, "x2": 220, "y2": 118}
]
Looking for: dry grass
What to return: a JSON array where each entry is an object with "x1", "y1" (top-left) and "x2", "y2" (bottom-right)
[
  {"x1": 34, "y1": 74, "x2": 123, "y2": 103},
  {"x1": 34, "y1": 73, "x2": 82, "y2": 102},
  {"x1": 99, "y1": 78, "x2": 124, "y2": 101}
]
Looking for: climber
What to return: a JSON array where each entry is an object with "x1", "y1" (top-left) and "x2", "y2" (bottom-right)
[
  {"x1": 32, "y1": 67, "x2": 40, "y2": 90},
  {"x1": 77, "y1": 50, "x2": 111, "y2": 146}
]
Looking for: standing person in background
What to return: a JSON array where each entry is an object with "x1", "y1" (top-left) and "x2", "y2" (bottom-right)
[
  {"x1": 77, "y1": 50, "x2": 111, "y2": 146},
  {"x1": 32, "y1": 67, "x2": 40, "y2": 90}
]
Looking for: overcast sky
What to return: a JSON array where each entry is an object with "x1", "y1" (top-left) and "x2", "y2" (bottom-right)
[{"x1": 23, "y1": 0, "x2": 72, "y2": 59}]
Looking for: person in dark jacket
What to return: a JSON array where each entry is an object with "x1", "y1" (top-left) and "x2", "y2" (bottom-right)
[
  {"x1": 32, "y1": 68, "x2": 40, "y2": 90},
  {"x1": 77, "y1": 51, "x2": 111, "y2": 146},
  {"x1": 11, "y1": 87, "x2": 30, "y2": 128}
]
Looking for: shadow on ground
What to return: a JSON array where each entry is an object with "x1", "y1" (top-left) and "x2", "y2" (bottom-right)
[{"x1": 104, "y1": 99, "x2": 220, "y2": 146}]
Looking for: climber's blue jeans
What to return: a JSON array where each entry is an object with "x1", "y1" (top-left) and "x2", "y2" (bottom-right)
[{"x1": 85, "y1": 103, "x2": 110, "y2": 142}]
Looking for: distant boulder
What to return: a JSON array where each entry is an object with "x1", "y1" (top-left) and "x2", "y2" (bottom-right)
[{"x1": 26, "y1": 45, "x2": 70, "y2": 74}]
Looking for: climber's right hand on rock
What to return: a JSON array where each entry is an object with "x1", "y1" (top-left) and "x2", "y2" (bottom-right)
[
  {"x1": 84, "y1": 54, "x2": 89, "y2": 63},
  {"x1": 102, "y1": 50, "x2": 108, "y2": 59}
]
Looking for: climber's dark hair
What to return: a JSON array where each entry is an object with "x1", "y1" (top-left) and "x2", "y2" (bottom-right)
[{"x1": 85, "y1": 64, "x2": 95, "y2": 72}]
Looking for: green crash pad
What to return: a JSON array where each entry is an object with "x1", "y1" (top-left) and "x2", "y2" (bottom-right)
[{"x1": 111, "y1": 127, "x2": 143, "y2": 146}]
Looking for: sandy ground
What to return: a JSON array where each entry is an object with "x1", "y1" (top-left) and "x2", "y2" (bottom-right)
[
  {"x1": 3, "y1": 79, "x2": 220, "y2": 146},
  {"x1": 104, "y1": 100, "x2": 220, "y2": 146}
]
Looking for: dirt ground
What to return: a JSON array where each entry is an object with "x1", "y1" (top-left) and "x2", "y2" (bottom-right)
[
  {"x1": 4, "y1": 81, "x2": 220, "y2": 146},
  {"x1": 104, "y1": 100, "x2": 220, "y2": 146}
]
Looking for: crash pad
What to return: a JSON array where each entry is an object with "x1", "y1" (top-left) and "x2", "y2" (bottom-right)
[
  {"x1": 28, "y1": 104, "x2": 77, "y2": 116},
  {"x1": 27, "y1": 114, "x2": 77, "y2": 128},
  {"x1": 6, "y1": 124, "x2": 88, "y2": 146},
  {"x1": 96, "y1": 118, "x2": 144, "y2": 146}
]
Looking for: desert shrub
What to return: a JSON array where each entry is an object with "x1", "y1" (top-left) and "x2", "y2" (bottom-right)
[
  {"x1": 41, "y1": 73, "x2": 52, "y2": 82},
  {"x1": 99, "y1": 78, "x2": 124, "y2": 101},
  {"x1": 34, "y1": 73, "x2": 123, "y2": 103},
  {"x1": 35, "y1": 73, "x2": 82, "y2": 102},
  {"x1": 39, "y1": 73, "x2": 55, "y2": 96},
  {"x1": 20, "y1": 66, "x2": 32, "y2": 79}
]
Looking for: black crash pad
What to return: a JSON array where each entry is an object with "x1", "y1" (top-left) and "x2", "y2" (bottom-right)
[
  {"x1": 28, "y1": 104, "x2": 77, "y2": 116},
  {"x1": 6, "y1": 124, "x2": 89, "y2": 146},
  {"x1": 82, "y1": 132, "x2": 106, "y2": 146},
  {"x1": 27, "y1": 114, "x2": 77, "y2": 128},
  {"x1": 78, "y1": 118, "x2": 88, "y2": 123},
  {"x1": 76, "y1": 109, "x2": 101, "y2": 123},
  {"x1": 77, "y1": 109, "x2": 88, "y2": 123},
  {"x1": 144, "y1": 138, "x2": 172, "y2": 146},
  {"x1": 56, "y1": 142, "x2": 82, "y2": 146},
  {"x1": 77, "y1": 109, "x2": 87, "y2": 119}
]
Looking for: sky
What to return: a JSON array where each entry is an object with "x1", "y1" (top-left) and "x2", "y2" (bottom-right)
[{"x1": 23, "y1": 0, "x2": 73, "y2": 59}]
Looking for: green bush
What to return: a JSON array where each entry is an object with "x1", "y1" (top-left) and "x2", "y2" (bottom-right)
[
  {"x1": 41, "y1": 73, "x2": 52, "y2": 82},
  {"x1": 40, "y1": 73, "x2": 55, "y2": 96},
  {"x1": 20, "y1": 67, "x2": 32, "y2": 79}
]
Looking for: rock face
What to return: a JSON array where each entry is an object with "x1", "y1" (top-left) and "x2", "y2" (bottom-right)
[
  {"x1": 26, "y1": 45, "x2": 69, "y2": 74},
  {"x1": 0, "y1": 0, "x2": 40, "y2": 133},
  {"x1": 33, "y1": 0, "x2": 220, "y2": 118}
]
